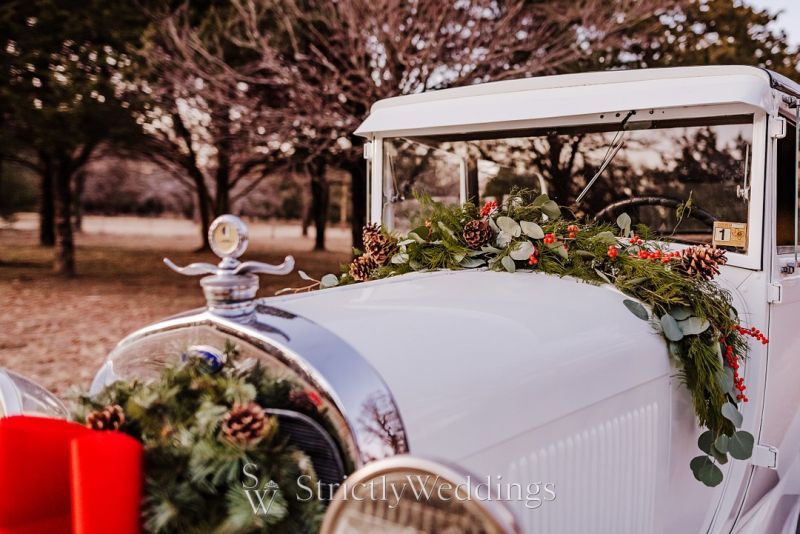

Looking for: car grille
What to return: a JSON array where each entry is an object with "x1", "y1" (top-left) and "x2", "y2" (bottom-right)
[{"x1": 267, "y1": 408, "x2": 346, "y2": 493}]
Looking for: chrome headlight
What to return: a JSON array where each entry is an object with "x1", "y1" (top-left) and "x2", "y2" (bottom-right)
[
  {"x1": 321, "y1": 456, "x2": 520, "y2": 534},
  {"x1": 0, "y1": 369, "x2": 67, "y2": 419}
]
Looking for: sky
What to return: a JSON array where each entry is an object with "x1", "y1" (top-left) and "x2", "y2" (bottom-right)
[{"x1": 747, "y1": 0, "x2": 800, "y2": 46}]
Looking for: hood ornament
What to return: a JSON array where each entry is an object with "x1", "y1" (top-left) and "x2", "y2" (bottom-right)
[{"x1": 164, "y1": 215, "x2": 295, "y2": 317}]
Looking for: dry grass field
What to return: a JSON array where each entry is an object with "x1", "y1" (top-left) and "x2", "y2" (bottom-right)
[{"x1": 0, "y1": 215, "x2": 350, "y2": 396}]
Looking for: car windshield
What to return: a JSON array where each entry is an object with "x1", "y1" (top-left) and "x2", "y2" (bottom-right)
[{"x1": 382, "y1": 115, "x2": 753, "y2": 250}]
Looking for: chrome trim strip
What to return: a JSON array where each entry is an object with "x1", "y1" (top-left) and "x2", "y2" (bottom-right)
[
  {"x1": 91, "y1": 300, "x2": 409, "y2": 470},
  {"x1": 321, "y1": 455, "x2": 522, "y2": 534}
]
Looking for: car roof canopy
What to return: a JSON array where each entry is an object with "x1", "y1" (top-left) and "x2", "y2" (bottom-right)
[{"x1": 355, "y1": 66, "x2": 798, "y2": 138}]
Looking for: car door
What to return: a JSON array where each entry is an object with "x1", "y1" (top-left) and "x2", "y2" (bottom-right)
[{"x1": 737, "y1": 112, "x2": 800, "y2": 526}]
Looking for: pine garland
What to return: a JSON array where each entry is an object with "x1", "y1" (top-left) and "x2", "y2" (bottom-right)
[
  {"x1": 310, "y1": 190, "x2": 764, "y2": 487},
  {"x1": 72, "y1": 343, "x2": 325, "y2": 533}
]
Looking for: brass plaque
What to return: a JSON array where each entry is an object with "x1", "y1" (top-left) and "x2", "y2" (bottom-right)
[{"x1": 712, "y1": 221, "x2": 747, "y2": 248}]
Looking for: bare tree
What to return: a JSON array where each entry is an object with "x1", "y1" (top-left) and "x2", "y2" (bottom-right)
[
  {"x1": 219, "y1": 0, "x2": 678, "y2": 247},
  {"x1": 122, "y1": 5, "x2": 291, "y2": 249}
]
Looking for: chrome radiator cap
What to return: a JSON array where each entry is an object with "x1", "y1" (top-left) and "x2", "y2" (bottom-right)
[{"x1": 163, "y1": 214, "x2": 294, "y2": 317}]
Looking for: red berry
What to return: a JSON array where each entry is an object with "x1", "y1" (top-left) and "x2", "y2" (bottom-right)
[{"x1": 480, "y1": 200, "x2": 498, "y2": 218}]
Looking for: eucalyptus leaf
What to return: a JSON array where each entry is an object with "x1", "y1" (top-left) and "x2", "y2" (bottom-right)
[
  {"x1": 717, "y1": 367, "x2": 734, "y2": 395},
  {"x1": 713, "y1": 340, "x2": 724, "y2": 367},
  {"x1": 690, "y1": 455, "x2": 723, "y2": 487},
  {"x1": 411, "y1": 225, "x2": 429, "y2": 239},
  {"x1": 709, "y1": 443, "x2": 728, "y2": 465},
  {"x1": 452, "y1": 252, "x2": 466, "y2": 264},
  {"x1": 591, "y1": 231, "x2": 617, "y2": 245},
  {"x1": 390, "y1": 253, "x2": 410, "y2": 264},
  {"x1": 594, "y1": 269, "x2": 612, "y2": 284},
  {"x1": 510, "y1": 241, "x2": 535, "y2": 260},
  {"x1": 496, "y1": 232, "x2": 512, "y2": 248},
  {"x1": 481, "y1": 245, "x2": 502, "y2": 254},
  {"x1": 547, "y1": 242, "x2": 569, "y2": 259},
  {"x1": 714, "y1": 434, "x2": 730, "y2": 454},
  {"x1": 721, "y1": 402, "x2": 743, "y2": 428},
  {"x1": 501, "y1": 256, "x2": 516, "y2": 273},
  {"x1": 488, "y1": 217, "x2": 500, "y2": 233},
  {"x1": 697, "y1": 430, "x2": 714, "y2": 454},
  {"x1": 669, "y1": 306, "x2": 692, "y2": 320},
  {"x1": 678, "y1": 317, "x2": 710, "y2": 336},
  {"x1": 520, "y1": 221, "x2": 545, "y2": 239},
  {"x1": 616, "y1": 212, "x2": 632, "y2": 236},
  {"x1": 660, "y1": 314, "x2": 684, "y2": 342},
  {"x1": 408, "y1": 231, "x2": 425, "y2": 243},
  {"x1": 728, "y1": 431, "x2": 754, "y2": 460},
  {"x1": 398, "y1": 239, "x2": 415, "y2": 247},
  {"x1": 622, "y1": 299, "x2": 649, "y2": 321},
  {"x1": 460, "y1": 257, "x2": 486, "y2": 268},
  {"x1": 668, "y1": 341, "x2": 682, "y2": 360},
  {"x1": 496, "y1": 216, "x2": 521, "y2": 237},
  {"x1": 298, "y1": 270, "x2": 312, "y2": 281},
  {"x1": 541, "y1": 200, "x2": 561, "y2": 219},
  {"x1": 438, "y1": 221, "x2": 456, "y2": 239},
  {"x1": 532, "y1": 194, "x2": 549, "y2": 208},
  {"x1": 623, "y1": 276, "x2": 648, "y2": 287},
  {"x1": 320, "y1": 274, "x2": 339, "y2": 288}
]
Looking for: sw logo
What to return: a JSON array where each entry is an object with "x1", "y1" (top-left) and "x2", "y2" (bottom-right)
[{"x1": 242, "y1": 463, "x2": 281, "y2": 516}]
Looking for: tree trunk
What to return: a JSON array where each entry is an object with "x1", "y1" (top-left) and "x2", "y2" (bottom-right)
[
  {"x1": 215, "y1": 143, "x2": 231, "y2": 216},
  {"x1": 346, "y1": 156, "x2": 367, "y2": 251},
  {"x1": 53, "y1": 164, "x2": 74, "y2": 275},
  {"x1": 301, "y1": 185, "x2": 311, "y2": 237},
  {"x1": 73, "y1": 169, "x2": 86, "y2": 232},
  {"x1": 173, "y1": 112, "x2": 212, "y2": 250},
  {"x1": 190, "y1": 168, "x2": 212, "y2": 251},
  {"x1": 309, "y1": 159, "x2": 329, "y2": 251},
  {"x1": 39, "y1": 156, "x2": 55, "y2": 247}
]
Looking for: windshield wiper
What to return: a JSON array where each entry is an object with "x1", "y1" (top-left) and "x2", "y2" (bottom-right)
[{"x1": 574, "y1": 110, "x2": 636, "y2": 205}]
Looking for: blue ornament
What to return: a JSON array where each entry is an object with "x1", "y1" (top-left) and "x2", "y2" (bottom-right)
[{"x1": 182, "y1": 345, "x2": 227, "y2": 373}]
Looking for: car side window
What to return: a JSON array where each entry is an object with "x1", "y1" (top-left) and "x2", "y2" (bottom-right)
[{"x1": 775, "y1": 117, "x2": 798, "y2": 251}]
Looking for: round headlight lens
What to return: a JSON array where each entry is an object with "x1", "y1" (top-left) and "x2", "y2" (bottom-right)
[
  {"x1": 321, "y1": 456, "x2": 519, "y2": 534},
  {"x1": 0, "y1": 369, "x2": 67, "y2": 419}
]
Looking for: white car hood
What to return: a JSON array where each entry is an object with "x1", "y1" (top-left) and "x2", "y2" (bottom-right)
[{"x1": 270, "y1": 270, "x2": 672, "y2": 459}]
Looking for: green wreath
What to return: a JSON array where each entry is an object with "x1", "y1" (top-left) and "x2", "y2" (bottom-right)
[{"x1": 72, "y1": 343, "x2": 325, "y2": 533}]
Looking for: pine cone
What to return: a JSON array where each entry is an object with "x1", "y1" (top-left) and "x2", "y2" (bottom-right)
[
  {"x1": 462, "y1": 219, "x2": 492, "y2": 248},
  {"x1": 362, "y1": 223, "x2": 382, "y2": 249},
  {"x1": 85, "y1": 404, "x2": 125, "y2": 431},
  {"x1": 221, "y1": 402, "x2": 269, "y2": 446},
  {"x1": 680, "y1": 245, "x2": 728, "y2": 280},
  {"x1": 363, "y1": 224, "x2": 396, "y2": 266},
  {"x1": 349, "y1": 254, "x2": 376, "y2": 281}
]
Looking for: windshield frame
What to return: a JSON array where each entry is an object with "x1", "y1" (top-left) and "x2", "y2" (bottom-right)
[{"x1": 367, "y1": 103, "x2": 767, "y2": 271}]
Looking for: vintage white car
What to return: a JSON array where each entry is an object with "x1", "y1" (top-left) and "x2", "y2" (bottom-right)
[{"x1": 3, "y1": 65, "x2": 800, "y2": 533}]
